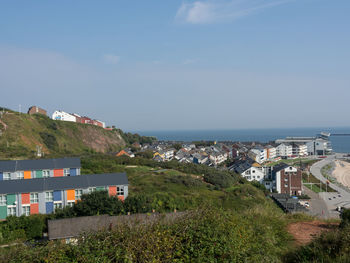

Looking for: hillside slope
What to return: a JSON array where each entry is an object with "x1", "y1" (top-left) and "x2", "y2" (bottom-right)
[{"x1": 0, "y1": 111, "x2": 126, "y2": 158}]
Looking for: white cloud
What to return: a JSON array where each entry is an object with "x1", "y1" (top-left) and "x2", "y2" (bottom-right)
[
  {"x1": 175, "y1": 0, "x2": 292, "y2": 24},
  {"x1": 103, "y1": 54, "x2": 120, "y2": 64}
]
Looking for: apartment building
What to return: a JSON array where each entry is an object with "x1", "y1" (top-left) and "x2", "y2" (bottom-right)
[
  {"x1": 0, "y1": 158, "x2": 81, "y2": 181},
  {"x1": 0, "y1": 173, "x2": 128, "y2": 219}
]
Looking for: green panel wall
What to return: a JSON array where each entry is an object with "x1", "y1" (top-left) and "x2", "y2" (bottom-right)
[
  {"x1": 0, "y1": 206, "x2": 7, "y2": 219},
  {"x1": 35, "y1": 170, "x2": 43, "y2": 178},
  {"x1": 7, "y1": 194, "x2": 16, "y2": 205},
  {"x1": 96, "y1": 187, "x2": 105, "y2": 191}
]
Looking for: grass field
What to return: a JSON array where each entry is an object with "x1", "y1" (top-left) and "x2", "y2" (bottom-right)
[{"x1": 302, "y1": 172, "x2": 336, "y2": 193}]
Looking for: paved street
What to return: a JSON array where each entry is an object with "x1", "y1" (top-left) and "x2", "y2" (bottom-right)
[
  {"x1": 303, "y1": 186, "x2": 331, "y2": 219},
  {"x1": 309, "y1": 154, "x2": 350, "y2": 218}
]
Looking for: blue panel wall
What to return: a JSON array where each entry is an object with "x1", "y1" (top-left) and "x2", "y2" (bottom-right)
[
  {"x1": 70, "y1": 168, "x2": 77, "y2": 176},
  {"x1": 0, "y1": 172, "x2": 2, "y2": 181},
  {"x1": 46, "y1": 202, "x2": 54, "y2": 214},
  {"x1": 53, "y1": 191, "x2": 62, "y2": 201}
]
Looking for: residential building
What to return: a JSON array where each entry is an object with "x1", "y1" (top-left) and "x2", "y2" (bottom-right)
[
  {"x1": 52, "y1": 111, "x2": 76, "y2": 122},
  {"x1": 265, "y1": 145, "x2": 277, "y2": 160},
  {"x1": 116, "y1": 149, "x2": 135, "y2": 158},
  {"x1": 192, "y1": 153, "x2": 208, "y2": 165},
  {"x1": 276, "y1": 144, "x2": 293, "y2": 158},
  {"x1": 229, "y1": 159, "x2": 264, "y2": 183},
  {"x1": 0, "y1": 173, "x2": 128, "y2": 219},
  {"x1": 0, "y1": 158, "x2": 81, "y2": 181},
  {"x1": 268, "y1": 163, "x2": 302, "y2": 195},
  {"x1": 248, "y1": 147, "x2": 267, "y2": 164},
  {"x1": 27, "y1": 106, "x2": 47, "y2": 116},
  {"x1": 208, "y1": 152, "x2": 227, "y2": 166}
]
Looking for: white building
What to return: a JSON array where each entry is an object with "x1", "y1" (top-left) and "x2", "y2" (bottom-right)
[
  {"x1": 230, "y1": 160, "x2": 265, "y2": 183},
  {"x1": 52, "y1": 111, "x2": 76, "y2": 122},
  {"x1": 209, "y1": 152, "x2": 227, "y2": 165},
  {"x1": 249, "y1": 148, "x2": 267, "y2": 164},
  {"x1": 276, "y1": 144, "x2": 293, "y2": 158}
]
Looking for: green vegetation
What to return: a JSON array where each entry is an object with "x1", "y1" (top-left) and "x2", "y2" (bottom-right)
[
  {"x1": 1, "y1": 207, "x2": 295, "y2": 263},
  {"x1": 265, "y1": 158, "x2": 318, "y2": 168},
  {"x1": 0, "y1": 110, "x2": 153, "y2": 159},
  {"x1": 116, "y1": 129, "x2": 156, "y2": 145},
  {"x1": 0, "y1": 214, "x2": 46, "y2": 244},
  {"x1": 302, "y1": 172, "x2": 336, "y2": 193}
]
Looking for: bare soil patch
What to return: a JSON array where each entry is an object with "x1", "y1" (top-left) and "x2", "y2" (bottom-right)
[{"x1": 287, "y1": 221, "x2": 338, "y2": 246}]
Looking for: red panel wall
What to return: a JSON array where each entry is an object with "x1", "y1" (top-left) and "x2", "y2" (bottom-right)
[
  {"x1": 54, "y1": 169, "x2": 64, "y2": 177},
  {"x1": 117, "y1": 195, "x2": 124, "y2": 201},
  {"x1": 30, "y1": 204, "x2": 39, "y2": 215},
  {"x1": 21, "y1": 193, "x2": 30, "y2": 204},
  {"x1": 108, "y1": 186, "x2": 116, "y2": 196}
]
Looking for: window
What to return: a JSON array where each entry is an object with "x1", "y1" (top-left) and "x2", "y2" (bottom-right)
[
  {"x1": 284, "y1": 178, "x2": 288, "y2": 182},
  {"x1": 3, "y1": 173, "x2": 11, "y2": 180},
  {"x1": 0, "y1": 195, "x2": 6, "y2": 206},
  {"x1": 43, "y1": 170, "x2": 50, "y2": 178},
  {"x1": 252, "y1": 170, "x2": 255, "y2": 173},
  {"x1": 64, "y1": 168, "x2": 70, "y2": 177},
  {"x1": 17, "y1": 171, "x2": 24, "y2": 180},
  {"x1": 45, "y1": 191, "x2": 53, "y2": 202},
  {"x1": 22, "y1": 206, "x2": 30, "y2": 216},
  {"x1": 75, "y1": 189, "x2": 83, "y2": 200},
  {"x1": 117, "y1": 186, "x2": 124, "y2": 196},
  {"x1": 30, "y1": 193, "x2": 39, "y2": 204},
  {"x1": 54, "y1": 202, "x2": 62, "y2": 211},
  {"x1": 67, "y1": 201, "x2": 75, "y2": 207},
  {"x1": 88, "y1": 187, "x2": 96, "y2": 193},
  {"x1": 7, "y1": 206, "x2": 16, "y2": 216},
  {"x1": 284, "y1": 184, "x2": 288, "y2": 187},
  {"x1": 76, "y1": 168, "x2": 81, "y2": 176}
]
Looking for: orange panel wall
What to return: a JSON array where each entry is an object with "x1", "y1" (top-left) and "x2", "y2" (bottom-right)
[
  {"x1": 66, "y1": 189, "x2": 75, "y2": 201},
  {"x1": 117, "y1": 195, "x2": 124, "y2": 201},
  {"x1": 24, "y1": 171, "x2": 31, "y2": 179},
  {"x1": 30, "y1": 204, "x2": 39, "y2": 214},
  {"x1": 21, "y1": 193, "x2": 30, "y2": 204},
  {"x1": 109, "y1": 186, "x2": 116, "y2": 196},
  {"x1": 54, "y1": 169, "x2": 64, "y2": 177}
]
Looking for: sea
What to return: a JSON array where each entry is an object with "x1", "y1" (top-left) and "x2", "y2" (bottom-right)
[{"x1": 137, "y1": 127, "x2": 350, "y2": 153}]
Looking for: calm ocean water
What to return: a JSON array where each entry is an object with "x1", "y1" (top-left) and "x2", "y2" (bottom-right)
[{"x1": 137, "y1": 127, "x2": 350, "y2": 153}]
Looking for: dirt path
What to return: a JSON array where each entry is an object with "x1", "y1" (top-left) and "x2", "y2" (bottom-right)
[{"x1": 287, "y1": 221, "x2": 338, "y2": 246}]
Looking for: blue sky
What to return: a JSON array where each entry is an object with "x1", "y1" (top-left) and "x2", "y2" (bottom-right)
[{"x1": 0, "y1": 0, "x2": 349, "y2": 131}]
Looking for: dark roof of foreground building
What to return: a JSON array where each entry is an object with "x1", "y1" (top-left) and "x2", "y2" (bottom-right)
[
  {"x1": 0, "y1": 158, "x2": 81, "y2": 172},
  {"x1": 48, "y1": 212, "x2": 189, "y2": 240},
  {"x1": 0, "y1": 173, "x2": 128, "y2": 195}
]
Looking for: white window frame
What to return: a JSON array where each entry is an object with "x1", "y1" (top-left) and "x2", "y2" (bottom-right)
[
  {"x1": 17, "y1": 171, "x2": 24, "y2": 180},
  {"x1": 30, "y1": 193, "x2": 39, "y2": 204},
  {"x1": 54, "y1": 202, "x2": 63, "y2": 211},
  {"x1": 22, "y1": 205, "x2": 30, "y2": 216},
  {"x1": 67, "y1": 201, "x2": 75, "y2": 207},
  {"x1": 117, "y1": 186, "x2": 124, "y2": 196},
  {"x1": 64, "y1": 168, "x2": 70, "y2": 177},
  {"x1": 0, "y1": 195, "x2": 6, "y2": 206},
  {"x1": 75, "y1": 189, "x2": 83, "y2": 200},
  {"x1": 88, "y1": 187, "x2": 96, "y2": 193},
  {"x1": 3, "y1": 172, "x2": 11, "y2": 180},
  {"x1": 45, "y1": 191, "x2": 53, "y2": 202},
  {"x1": 7, "y1": 206, "x2": 16, "y2": 216},
  {"x1": 43, "y1": 170, "x2": 50, "y2": 178},
  {"x1": 76, "y1": 168, "x2": 81, "y2": 175}
]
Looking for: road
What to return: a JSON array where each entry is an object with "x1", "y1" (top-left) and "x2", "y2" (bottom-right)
[
  {"x1": 309, "y1": 154, "x2": 350, "y2": 218},
  {"x1": 303, "y1": 186, "x2": 330, "y2": 219}
]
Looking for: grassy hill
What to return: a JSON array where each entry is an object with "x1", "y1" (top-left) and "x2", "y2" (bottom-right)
[{"x1": 0, "y1": 110, "x2": 126, "y2": 158}]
